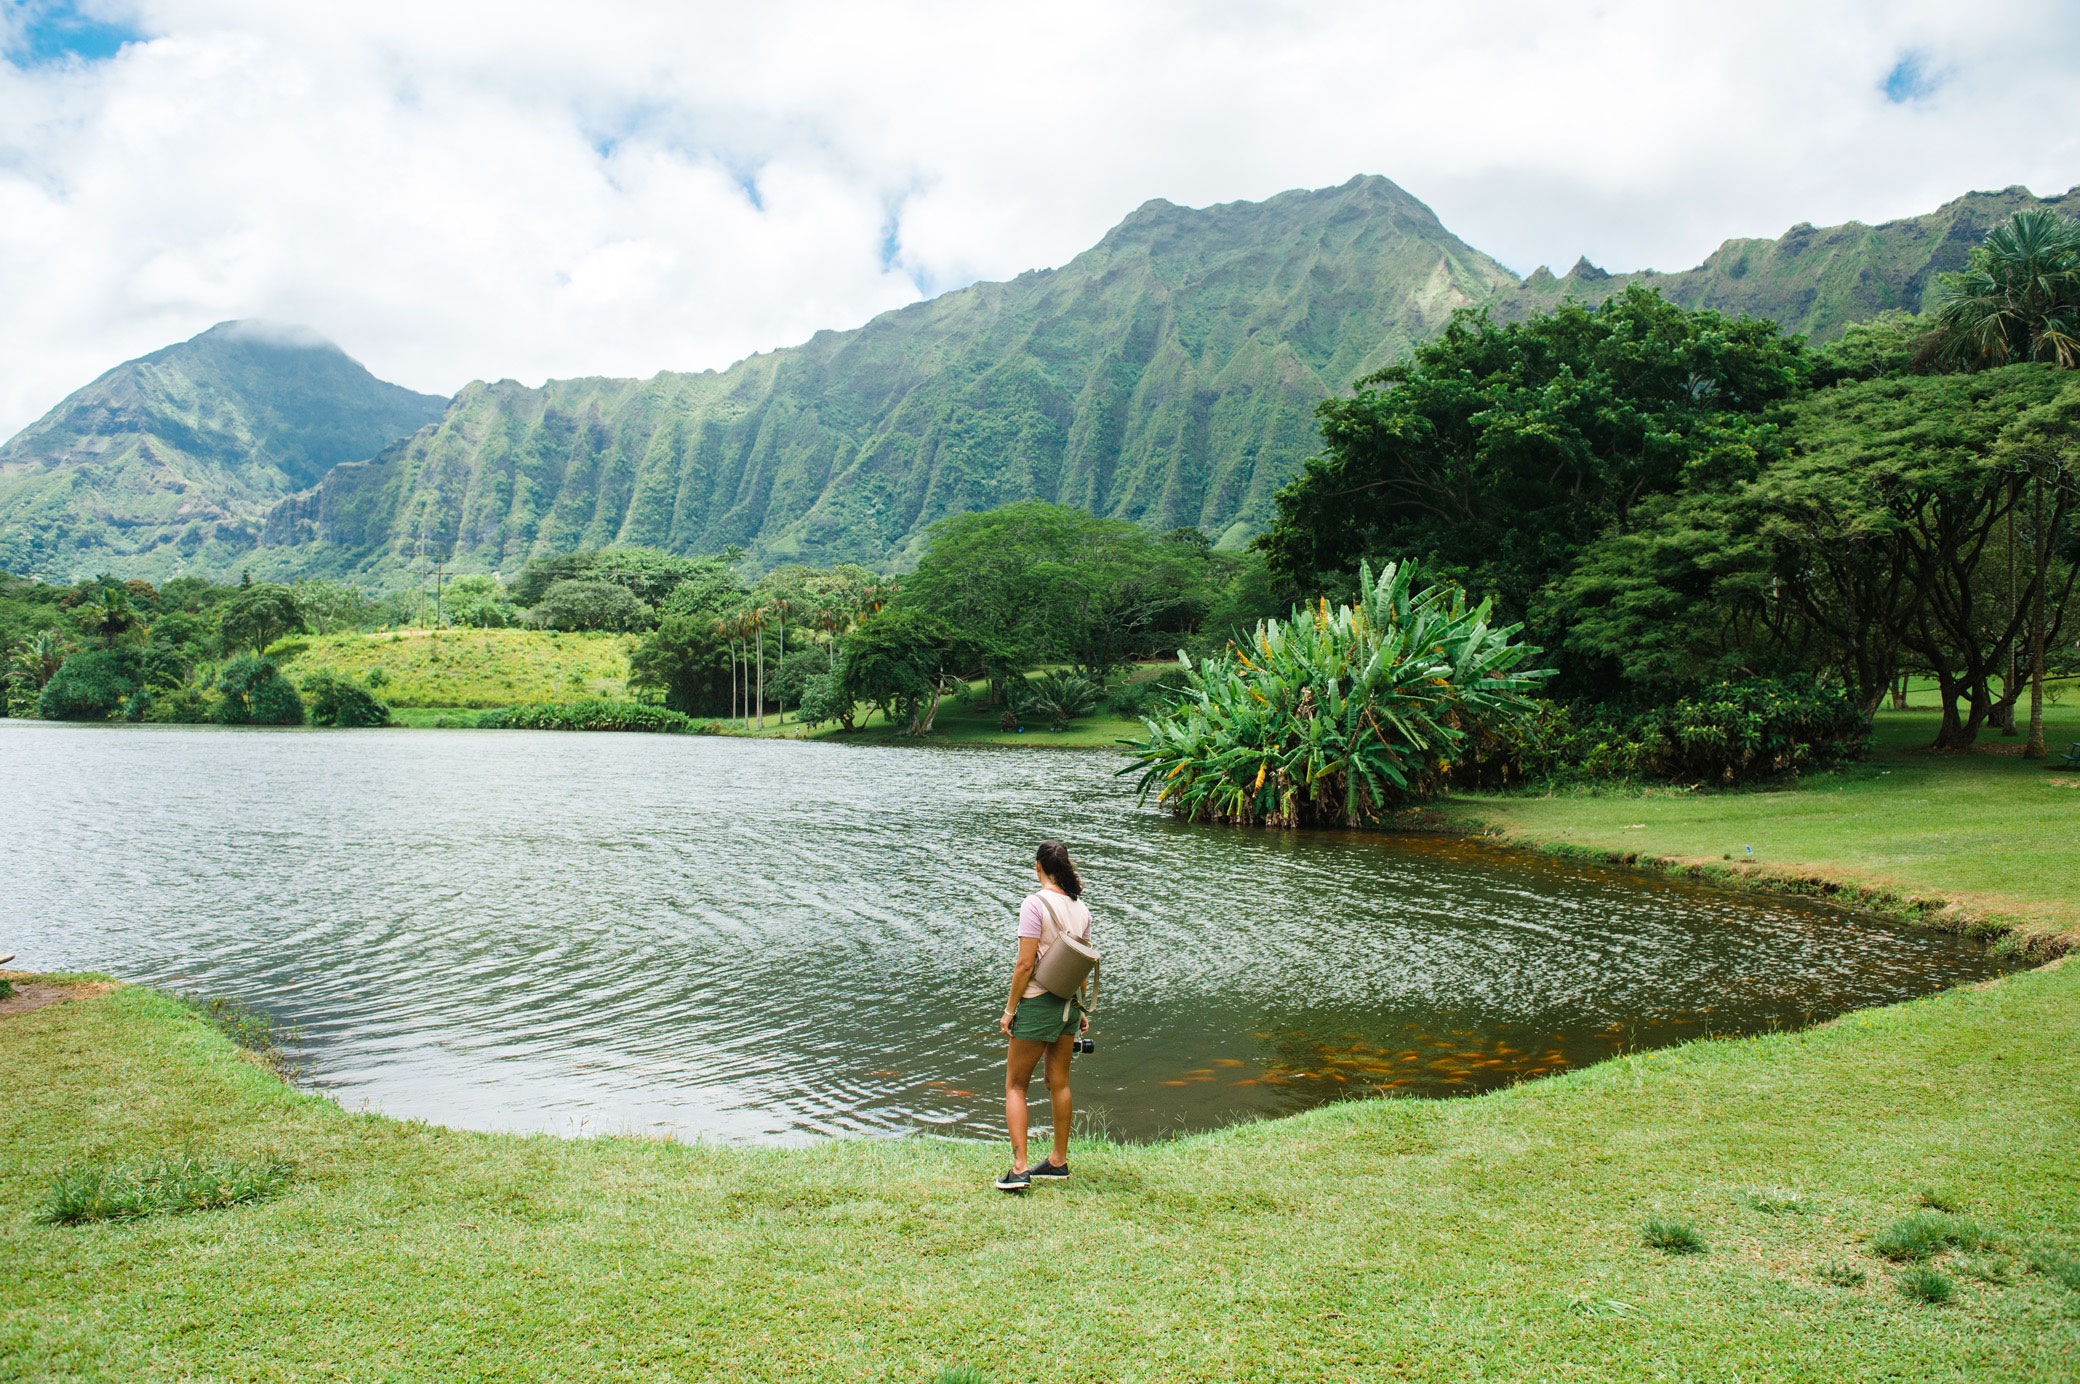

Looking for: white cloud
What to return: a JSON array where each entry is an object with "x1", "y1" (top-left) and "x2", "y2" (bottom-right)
[{"x1": 1, "y1": 0, "x2": 2077, "y2": 434}]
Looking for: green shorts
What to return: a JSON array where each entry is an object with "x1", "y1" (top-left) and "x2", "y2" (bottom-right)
[{"x1": 1010, "y1": 990, "x2": 1080, "y2": 1042}]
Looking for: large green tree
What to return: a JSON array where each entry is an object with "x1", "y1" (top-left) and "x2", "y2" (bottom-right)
[
  {"x1": 629, "y1": 613, "x2": 733, "y2": 715},
  {"x1": 836, "y1": 608, "x2": 985, "y2": 736},
  {"x1": 897, "y1": 501, "x2": 1213, "y2": 687},
  {"x1": 1562, "y1": 362, "x2": 2076, "y2": 742},
  {"x1": 1258, "y1": 286, "x2": 1806, "y2": 696},
  {"x1": 1925, "y1": 209, "x2": 2080, "y2": 755},
  {"x1": 217, "y1": 581, "x2": 305, "y2": 656}
]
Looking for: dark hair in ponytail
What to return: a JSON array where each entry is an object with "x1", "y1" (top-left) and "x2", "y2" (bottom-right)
[{"x1": 1036, "y1": 840, "x2": 1081, "y2": 900}]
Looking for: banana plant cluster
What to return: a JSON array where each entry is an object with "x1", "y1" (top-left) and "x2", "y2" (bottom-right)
[{"x1": 1128, "y1": 561, "x2": 1551, "y2": 827}]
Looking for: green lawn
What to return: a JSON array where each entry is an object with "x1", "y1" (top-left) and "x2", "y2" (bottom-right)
[
  {"x1": 2, "y1": 963, "x2": 2074, "y2": 1381},
  {"x1": 1447, "y1": 705, "x2": 2080, "y2": 948},
  {"x1": 278, "y1": 629, "x2": 636, "y2": 709}
]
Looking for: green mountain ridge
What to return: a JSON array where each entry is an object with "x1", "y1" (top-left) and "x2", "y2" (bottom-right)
[
  {"x1": 6, "y1": 177, "x2": 2078, "y2": 583},
  {"x1": 262, "y1": 175, "x2": 1517, "y2": 580},
  {"x1": 1497, "y1": 185, "x2": 2080, "y2": 336},
  {"x1": 0, "y1": 322, "x2": 448, "y2": 578}
]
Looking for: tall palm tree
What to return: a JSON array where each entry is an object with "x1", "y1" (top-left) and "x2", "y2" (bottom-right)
[
  {"x1": 81, "y1": 583, "x2": 137, "y2": 647},
  {"x1": 769, "y1": 596, "x2": 790, "y2": 724},
  {"x1": 748, "y1": 603, "x2": 768, "y2": 730},
  {"x1": 1932, "y1": 209, "x2": 2080, "y2": 369}
]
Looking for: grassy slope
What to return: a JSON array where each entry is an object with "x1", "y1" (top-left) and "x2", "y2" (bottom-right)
[
  {"x1": 279, "y1": 629, "x2": 634, "y2": 709},
  {"x1": 1447, "y1": 707, "x2": 2080, "y2": 947},
  {"x1": 1, "y1": 968, "x2": 2073, "y2": 1382}
]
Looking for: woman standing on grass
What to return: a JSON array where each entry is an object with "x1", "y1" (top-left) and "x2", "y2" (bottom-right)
[{"x1": 994, "y1": 840, "x2": 1093, "y2": 1193}]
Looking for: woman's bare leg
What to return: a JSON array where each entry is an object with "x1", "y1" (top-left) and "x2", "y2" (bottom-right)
[
  {"x1": 1004, "y1": 1038, "x2": 1046, "y2": 1171},
  {"x1": 1043, "y1": 1034, "x2": 1075, "y2": 1164}
]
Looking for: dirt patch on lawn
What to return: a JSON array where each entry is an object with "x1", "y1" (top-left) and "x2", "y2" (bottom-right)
[{"x1": 0, "y1": 972, "x2": 114, "y2": 1019}]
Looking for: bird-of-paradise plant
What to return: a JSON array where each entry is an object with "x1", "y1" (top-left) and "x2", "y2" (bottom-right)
[{"x1": 1127, "y1": 560, "x2": 1551, "y2": 827}]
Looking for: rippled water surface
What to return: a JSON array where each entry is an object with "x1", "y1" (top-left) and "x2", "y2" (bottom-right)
[{"x1": 1, "y1": 720, "x2": 2013, "y2": 1143}]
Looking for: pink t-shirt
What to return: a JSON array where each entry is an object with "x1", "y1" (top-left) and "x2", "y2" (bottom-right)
[{"x1": 1018, "y1": 890, "x2": 1091, "y2": 999}]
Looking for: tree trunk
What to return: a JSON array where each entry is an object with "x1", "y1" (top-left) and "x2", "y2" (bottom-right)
[
  {"x1": 1991, "y1": 666, "x2": 2022, "y2": 735},
  {"x1": 1999, "y1": 500, "x2": 2019, "y2": 733},
  {"x1": 2025, "y1": 479, "x2": 2050, "y2": 760},
  {"x1": 1890, "y1": 672, "x2": 1909, "y2": 711},
  {"x1": 729, "y1": 644, "x2": 738, "y2": 728},
  {"x1": 776, "y1": 616, "x2": 785, "y2": 725},
  {"x1": 1931, "y1": 665, "x2": 1971, "y2": 749},
  {"x1": 755, "y1": 629, "x2": 765, "y2": 730}
]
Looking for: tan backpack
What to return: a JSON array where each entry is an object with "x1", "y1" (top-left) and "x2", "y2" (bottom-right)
[{"x1": 1032, "y1": 893, "x2": 1100, "y2": 1013}]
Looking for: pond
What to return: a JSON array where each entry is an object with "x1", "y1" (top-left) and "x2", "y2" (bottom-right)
[{"x1": 0, "y1": 720, "x2": 2013, "y2": 1144}]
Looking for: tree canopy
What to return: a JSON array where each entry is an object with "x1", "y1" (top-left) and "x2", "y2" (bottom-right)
[{"x1": 1257, "y1": 286, "x2": 1806, "y2": 695}]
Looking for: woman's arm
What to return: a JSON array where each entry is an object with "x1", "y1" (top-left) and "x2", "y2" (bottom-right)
[{"x1": 999, "y1": 936, "x2": 1040, "y2": 1036}]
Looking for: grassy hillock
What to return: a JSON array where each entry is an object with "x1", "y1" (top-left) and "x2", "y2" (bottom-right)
[{"x1": 277, "y1": 629, "x2": 634, "y2": 709}]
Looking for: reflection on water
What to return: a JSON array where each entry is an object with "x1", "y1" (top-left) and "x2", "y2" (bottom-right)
[{"x1": 0, "y1": 720, "x2": 2013, "y2": 1144}]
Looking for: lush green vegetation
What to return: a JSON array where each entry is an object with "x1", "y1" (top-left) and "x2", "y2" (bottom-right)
[
  {"x1": 1129, "y1": 561, "x2": 1549, "y2": 825},
  {"x1": 4, "y1": 946, "x2": 2074, "y2": 1379},
  {"x1": 1262, "y1": 211, "x2": 2080, "y2": 763},
  {"x1": 1465, "y1": 678, "x2": 1874, "y2": 788},
  {"x1": 474, "y1": 700, "x2": 695, "y2": 733}
]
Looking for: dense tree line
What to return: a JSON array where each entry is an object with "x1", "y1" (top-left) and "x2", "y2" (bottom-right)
[
  {"x1": 12, "y1": 211, "x2": 2070, "y2": 767},
  {"x1": 1259, "y1": 211, "x2": 2080, "y2": 757},
  {"x1": 3, "y1": 572, "x2": 338, "y2": 724}
]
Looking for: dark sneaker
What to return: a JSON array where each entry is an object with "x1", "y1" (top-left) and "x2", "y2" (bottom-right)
[
  {"x1": 1029, "y1": 1159, "x2": 1069, "y2": 1181},
  {"x1": 993, "y1": 1166, "x2": 1031, "y2": 1193}
]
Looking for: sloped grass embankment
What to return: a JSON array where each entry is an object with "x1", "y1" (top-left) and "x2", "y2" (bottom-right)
[{"x1": 2, "y1": 959, "x2": 2075, "y2": 1380}]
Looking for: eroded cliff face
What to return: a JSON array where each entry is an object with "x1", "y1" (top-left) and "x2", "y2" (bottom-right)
[
  {"x1": 11, "y1": 178, "x2": 2077, "y2": 583},
  {"x1": 253, "y1": 175, "x2": 1520, "y2": 579}
]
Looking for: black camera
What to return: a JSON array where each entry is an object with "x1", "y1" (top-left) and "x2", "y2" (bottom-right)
[{"x1": 1072, "y1": 1036, "x2": 1095, "y2": 1055}]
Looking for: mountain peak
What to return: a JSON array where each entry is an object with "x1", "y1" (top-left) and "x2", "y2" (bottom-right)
[{"x1": 192, "y1": 319, "x2": 344, "y2": 352}]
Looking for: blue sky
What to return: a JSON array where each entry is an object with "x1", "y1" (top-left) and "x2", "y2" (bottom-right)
[
  {"x1": 3, "y1": 1, "x2": 142, "y2": 67},
  {"x1": 0, "y1": 0, "x2": 2075, "y2": 435},
  {"x1": 1882, "y1": 52, "x2": 1943, "y2": 104}
]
